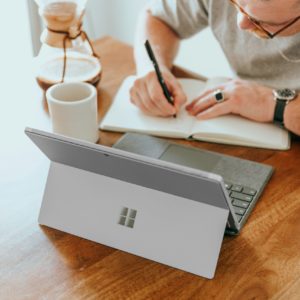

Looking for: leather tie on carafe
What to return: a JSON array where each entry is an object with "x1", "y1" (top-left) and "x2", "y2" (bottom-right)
[{"x1": 46, "y1": 24, "x2": 100, "y2": 83}]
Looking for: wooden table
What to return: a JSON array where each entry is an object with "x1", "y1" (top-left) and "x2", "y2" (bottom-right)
[{"x1": 1, "y1": 37, "x2": 300, "y2": 300}]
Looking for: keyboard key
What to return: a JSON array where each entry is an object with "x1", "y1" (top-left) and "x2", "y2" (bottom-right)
[
  {"x1": 232, "y1": 199, "x2": 250, "y2": 209},
  {"x1": 230, "y1": 191, "x2": 253, "y2": 202},
  {"x1": 242, "y1": 187, "x2": 257, "y2": 196},
  {"x1": 233, "y1": 207, "x2": 246, "y2": 216},
  {"x1": 237, "y1": 215, "x2": 243, "y2": 223},
  {"x1": 231, "y1": 185, "x2": 243, "y2": 192},
  {"x1": 225, "y1": 183, "x2": 232, "y2": 190}
]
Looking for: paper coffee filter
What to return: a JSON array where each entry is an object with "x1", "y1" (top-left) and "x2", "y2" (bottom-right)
[{"x1": 37, "y1": 55, "x2": 101, "y2": 83}]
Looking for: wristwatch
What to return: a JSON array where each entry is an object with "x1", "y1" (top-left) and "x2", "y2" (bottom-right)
[{"x1": 273, "y1": 88, "x2": 297, "y2": 127}]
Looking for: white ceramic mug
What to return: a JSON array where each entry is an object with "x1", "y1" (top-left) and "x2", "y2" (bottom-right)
[{"x1": 46, "y1": 82, "x2": 99, "y2": 143}]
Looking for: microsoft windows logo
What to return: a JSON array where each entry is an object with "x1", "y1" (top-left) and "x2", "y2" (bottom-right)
[{"x1": 118, "y1": 207, "x2": 137, "y2": 228}]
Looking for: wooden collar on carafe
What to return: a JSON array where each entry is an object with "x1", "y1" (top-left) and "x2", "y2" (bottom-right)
[{"x1": 46, "y1": 23, "x2": 99, "y2": 83}]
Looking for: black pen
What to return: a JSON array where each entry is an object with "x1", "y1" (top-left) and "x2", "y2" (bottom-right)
[{"x1": 144, "y1": 40, "x2": 176, "y2": 118}]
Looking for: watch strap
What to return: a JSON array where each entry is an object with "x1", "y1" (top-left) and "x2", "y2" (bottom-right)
[{"x1": 273, "y1": 99, "x2": 287, "y2": 127}]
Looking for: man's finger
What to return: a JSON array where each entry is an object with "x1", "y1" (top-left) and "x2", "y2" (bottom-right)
[
  {"x1": 173, "y1": 88, "x2": 187, "y2": 112},
  {"x1": 141, "y1": 81, "x2": 167, "y2": 115},
  {"x1": 186, "y1": 85, "x2": 227, "y2": 110},
  {"x1": 196, "y1": 101, "x2": 232, "y2": 120},
  {"x1": 187, "y1": 93, "x2": 216, "y2": 116},
  {"x1": 186, "y1": 88, "x2": 214, "y2": 110},
  {"x1": 147, "y1": 83, "x2": 176, "y2": 116},
  {"x1": 134, "y1": 90, "x2": 153, "y2": 115}
]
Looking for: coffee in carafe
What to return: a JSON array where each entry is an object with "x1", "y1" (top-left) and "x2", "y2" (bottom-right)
[{"x1": 34, "y1": 0, "x2": 101, "y2": 90}]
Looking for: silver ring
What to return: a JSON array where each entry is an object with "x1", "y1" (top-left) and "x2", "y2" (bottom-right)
[{"x1": 213, "y1": 89, "x2": 226, "y2": 103}]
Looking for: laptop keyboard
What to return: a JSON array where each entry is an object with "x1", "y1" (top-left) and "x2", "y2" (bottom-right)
[{"x1": 224, "y1": 183, "x2": 257, "y2": 223}]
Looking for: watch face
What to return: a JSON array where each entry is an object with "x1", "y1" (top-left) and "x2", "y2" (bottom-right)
[{"x1": 274, "y1": 89, "x2": 297, "y2": 101}]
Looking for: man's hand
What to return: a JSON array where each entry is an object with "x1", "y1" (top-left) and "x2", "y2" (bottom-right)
[
  {"x1": 129, "y1": 69, "x2": 187, "y2": 117},
  {"x1": 186, "y1": 79, "x2": 276, "y2": 123}
]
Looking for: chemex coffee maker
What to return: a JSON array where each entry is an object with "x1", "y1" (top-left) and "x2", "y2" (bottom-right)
[{"x1": 34, "y1": 0, "x2": 102, "y2": 90}]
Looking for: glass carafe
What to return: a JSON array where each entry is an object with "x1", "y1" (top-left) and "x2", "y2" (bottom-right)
[{"x1": 34, "y1": 0, "x2": 101, "y2": 90}]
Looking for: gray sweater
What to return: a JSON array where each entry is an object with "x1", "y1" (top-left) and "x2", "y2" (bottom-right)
[{"x1": 149, "y1": 0, "x2": 300, "y2": 90}]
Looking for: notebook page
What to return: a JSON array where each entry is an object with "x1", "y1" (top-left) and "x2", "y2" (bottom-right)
[
  {"x1": 191, "y1": 115, "x2": 290, "y2": 149},
  {"x1": 100, "y1": 76, "x2": 196, "y2": 138}
]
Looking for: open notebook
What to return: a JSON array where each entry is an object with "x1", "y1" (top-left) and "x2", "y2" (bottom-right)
[{"x1": 100, "y1": 76, "x2": 290, "y2": 150}]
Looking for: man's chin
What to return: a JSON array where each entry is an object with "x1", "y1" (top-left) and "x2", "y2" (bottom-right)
[{"x1": 247, "y1": 29, "x2": 269, "y2": 39}]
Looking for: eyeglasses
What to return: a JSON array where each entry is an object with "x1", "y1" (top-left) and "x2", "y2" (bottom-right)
[{"x1": 230, "y1": 0, "x2": 300, "y2": 38}]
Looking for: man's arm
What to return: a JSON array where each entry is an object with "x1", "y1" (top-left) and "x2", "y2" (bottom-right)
[
  {"x1": 130, "y1": 9, "x2": 187, "y2": 117},
  {"x1": 134, "y1": 9, "x2": 179, "y2": 74},
  {"x1": 284, "y1": 96, "x2": 300, "y2": 135},
  {"x1": 185, "y1": 78, "x2": 300, "y2": 136}
]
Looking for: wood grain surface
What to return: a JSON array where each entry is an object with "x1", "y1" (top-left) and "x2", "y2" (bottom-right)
[{"x1": 1, "y1": 37, "x2": 299, "y2": 300}]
